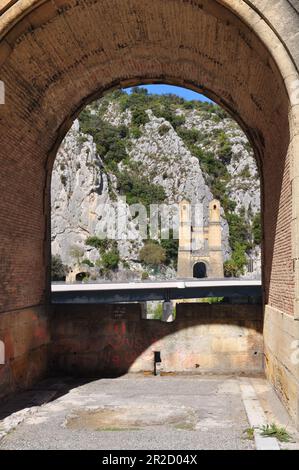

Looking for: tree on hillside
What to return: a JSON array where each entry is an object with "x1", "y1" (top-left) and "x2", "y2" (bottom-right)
[
  {"x1": 69, "y1": 245, "x2": 84, "y2": 265},
  {"x1": 51, "y1": 255, "x2": 68, "y2": 281},
  {"x1": 160, "y1": 230, "x2": 179, "y2": 268},
  {"x1": 139, "y1": 242, "x2": 166, "y2": 267}
]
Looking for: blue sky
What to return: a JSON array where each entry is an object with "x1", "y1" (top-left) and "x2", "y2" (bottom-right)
[{"x1": 125, "y1": 84, "x2": 213, "y2": 103}]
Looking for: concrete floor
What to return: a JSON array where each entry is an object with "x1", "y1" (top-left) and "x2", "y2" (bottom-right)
[{"x1": 0, "y1": 375, "x2": 297, "y2": 450}]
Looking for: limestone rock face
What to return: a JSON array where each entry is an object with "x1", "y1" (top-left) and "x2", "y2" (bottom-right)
[
  {"x1": 51, "y1": 120, "x2": 111, "y2": 267},
  {"x1": 51, "y1": 120, "x2": 145, "y2": 279},
  {"x1": 184, "y1": 111, "x2": 260, "y2": 215},
  {"x1": 51, "y1": 93, "x2": 260, "y2": 280},
  {"x1": 127, "y1": 110, "x2": 213, "y2": 206}
]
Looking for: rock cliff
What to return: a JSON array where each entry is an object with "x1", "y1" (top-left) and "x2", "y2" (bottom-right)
[{"x1": 51, "y1": 89, "x2": 260, "y2": 280}]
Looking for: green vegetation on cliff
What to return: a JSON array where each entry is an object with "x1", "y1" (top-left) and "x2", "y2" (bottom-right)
[
  {"x1": 139, "y1": 241, "x2": 166, "y2": 267},
  {"x1": 78, "y1": 87, "x2": 260, "y2": 276},
  {"x1": 51, "y1": 255, "x2": 67, "y2": 281}
]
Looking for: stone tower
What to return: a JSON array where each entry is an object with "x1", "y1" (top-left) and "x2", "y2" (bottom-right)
[
  {"x1": 177, "y1": 200, "x2": 192, "y2": 278},
  {"x1": 207, "y1": 200, "x2": 224, "y2": 278},
  {"x1": 177, "y1": 199, "x2": 224, "y2": 278}
]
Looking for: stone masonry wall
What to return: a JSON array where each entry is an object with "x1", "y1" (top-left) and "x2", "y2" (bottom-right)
[
  {"x1": 0, "y1": 307, "x2": 50, "y2": 399},
  {"x1": 51, "y1": 303, "x2": 263, "y2": 377}
]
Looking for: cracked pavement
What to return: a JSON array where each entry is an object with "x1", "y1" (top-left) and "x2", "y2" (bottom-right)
[{"x1": 0, "y1": 375, "x2": 297, "y2": 450}]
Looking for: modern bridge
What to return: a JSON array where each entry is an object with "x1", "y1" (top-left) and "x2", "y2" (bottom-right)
[{"x1": 51, "y1": 279, "x2": 262, "y2": 304}]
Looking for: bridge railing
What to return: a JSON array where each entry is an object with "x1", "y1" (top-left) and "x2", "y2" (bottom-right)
[{"x1": 51, "y1": 279, "x2": 262, "y2": 305}]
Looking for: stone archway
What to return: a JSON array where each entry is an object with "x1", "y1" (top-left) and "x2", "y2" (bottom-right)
[
  {"x1": 75, "y1": 272, "x2": 88, "y2": 282},
  {"x1": 193, "y1": 262, "x2": 207, "y2": 279},
  {"x1": 0, "y1": 0, "x2": 299, "y2": 425}
]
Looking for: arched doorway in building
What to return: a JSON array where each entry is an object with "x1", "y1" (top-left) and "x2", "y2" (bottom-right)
[
  {"x1": 193, "y1": 262, "x2": 207, "y2": 279},
  {"x1": 75, "y1": 272, "x2": 88, "y2": 282}
]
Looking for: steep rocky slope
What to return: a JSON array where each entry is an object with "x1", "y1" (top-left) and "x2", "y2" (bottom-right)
[{"x1": 51, "y1": 89, "x2": 261, "y2": 281}]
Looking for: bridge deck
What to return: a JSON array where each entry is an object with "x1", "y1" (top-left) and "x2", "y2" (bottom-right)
[{"x1": 51, "y1": 279, "x2": 262, "y2": 304}]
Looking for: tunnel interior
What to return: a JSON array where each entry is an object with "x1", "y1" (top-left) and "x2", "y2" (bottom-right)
[
  {"x1": 0, "y1": 0, "x2": 291, "y2": 312},
  {"x1": 0, "y1": 0, "x2": 298, "y2": 426}
]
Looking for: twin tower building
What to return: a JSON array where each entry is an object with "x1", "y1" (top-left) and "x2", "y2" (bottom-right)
[{"x1": 177, "y1": 199, "x2": 224, "y2": 279}]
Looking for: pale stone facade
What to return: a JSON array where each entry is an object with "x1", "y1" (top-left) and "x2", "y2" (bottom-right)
[{"x1": 177, "y1": 199, "x2": 224, "y2": 278}]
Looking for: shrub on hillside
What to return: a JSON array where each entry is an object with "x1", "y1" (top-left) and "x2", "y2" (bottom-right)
[
  {"x1": 139, "y1": 242, "x2": 166, "y2": 267},
  {"x1": 117, "y1": 172, "x2": 166, "y2": 208},
  {"x1": 69, "y1": 245, "x2": 84, "y2": 264},
  {"x1": 100, "y1": 248, "x2": 120, "y2": 270},
  {"x1": 158, "y1": 124, "x2": 170, "y2": 137},
  {"x1": 95, "y1": 245, "x2": 120, "y2": 272},
  {"x1": 51, "y1": 255, "x2": 68, "y2": 281},
  {"x1": 160, "y1": 231, "x2": 179, "y2": 268},
  {"x1": 132, "y1": 108, "x2": 150, "y2": 127},
  {"x1": 252, "y1": 212, "x2": 262, "y2": 246},
  {"x1": 224, "y1": 242, "x2": 247, "y2": 277}
]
